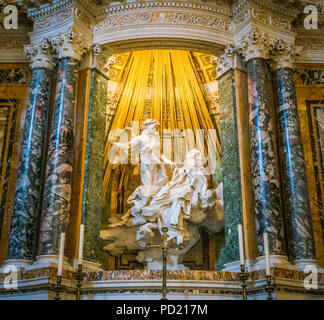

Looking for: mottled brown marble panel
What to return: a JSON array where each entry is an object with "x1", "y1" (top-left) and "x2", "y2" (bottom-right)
[
  {"x1": 1, "y1": 266, "x2": 324, "y2": 283},
  {"x1": 0, "y1": 82, "x2": 30, "y2": 265},
  {"x1": 67, "y1": 68, "x2": 92, "y2": 261},
  {"x1": 234, "y1": 68, "x2": 258, "y2": 261},
  {"x1": 295, "y1": 78, "x2": 324, "y2": 267}
]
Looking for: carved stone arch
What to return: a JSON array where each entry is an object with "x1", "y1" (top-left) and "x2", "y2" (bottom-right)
[{"x1": 100, "y1": 38, "x2": 224, "y2": 55}]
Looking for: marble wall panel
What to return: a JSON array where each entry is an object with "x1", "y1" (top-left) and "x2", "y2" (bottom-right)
[
  {"x1": 295, "y1": 65, "x2": 324, "y2": 266},
  {"x1": 0, "y1": 76, "x2": 30, "y2": 265}
]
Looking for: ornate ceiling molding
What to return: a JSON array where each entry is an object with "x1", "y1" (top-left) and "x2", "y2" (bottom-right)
[
  {"x1": 4, "y1": 0, "x2": 324, "y2": 65},
  {"x1": 24, "y1": 38, "x2": 55, "y2": 69}
]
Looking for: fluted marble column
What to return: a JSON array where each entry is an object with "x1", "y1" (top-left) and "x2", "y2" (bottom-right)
[
  {"x1": 80, "y1": 45, "x2": 115, "y2": 270},
  {"x1": 236, "y1": 29, "x2": 288, "y2": 266},
  {"x1": 271, "y1": 40, "x2": 317, "y2": 267},
  {"x1": 36, "y1": 29, "x2": 89, "y2": 263},
  {"x1": 4, "y1": 40, "x2": 54, "y2": 267}
]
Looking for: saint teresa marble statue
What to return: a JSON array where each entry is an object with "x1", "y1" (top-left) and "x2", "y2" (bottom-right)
[{"x1": 101, "y1": 119, "x2": 224, "y2": 270}]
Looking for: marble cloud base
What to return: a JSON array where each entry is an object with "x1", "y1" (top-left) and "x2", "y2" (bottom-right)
[{"x1": 0, "y1": 268, "x2": 323, "y2": 300}]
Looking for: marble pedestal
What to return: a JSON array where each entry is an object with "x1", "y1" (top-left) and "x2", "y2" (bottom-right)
[
  {"x1": 222, "y1": 259, "x2": 255, "y2": 272},
  {"x1": 30, "y1": 255, "x2": 74, "y2": 272},
  {"x1": 71, "y1": 259, "x2": 104, "y2": 272},
  {"x1": 0, "y1": 259, "x2": 33, "y2": 272},
  {"x1": 252, "y1": 255, "x2": 298, "y2": 271},
  {"x1": 0, "y1": 268, "x2": 323, "y2": 300}
]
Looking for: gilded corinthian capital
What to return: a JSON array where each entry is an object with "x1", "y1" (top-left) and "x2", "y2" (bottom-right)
[
  {"x1": 235, "y1": 28, "x2": 273, "y2": 63},
  {"x1": 50, "y1": 27, "x2": 91, "y2": 61},
  {"x1": 269, "y1": 39, "x2": 303, "y2": 70},
  {"x1": 212, "y1": 44, "x2": 236, "y2": 78},
  {"x1": 92, "y1": 44, "x2": 116, "y2": 78},
  {"x1": 24, "y1": 38, "x2": 55, "y2": 70}
]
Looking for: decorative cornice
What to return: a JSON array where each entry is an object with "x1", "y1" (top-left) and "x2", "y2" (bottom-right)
[
  {"x1": 92, "y1": 44, "x2": 115, "y2": 78},
  {"x1": 33, "y1": 5, "x2": 93, "y2": 31},
  {"x1": 232, "y1": 0, "x2": 300, "y2": 20},
  {"x1": 24, "y1": 38, "x2": 55, "y2": 70},
  {"x1": 50, "y1": 27, "x2": 90, "y2": 61},
  {"x1": 26, "y1": 0, "x2": 74, "y2": 20},
  {"x1": 233, "y1": 6, "x2": 293, "y2": 33},
  {"x1": 212, "y1": 44, "x2": 235, "y2": 78},
  {"x1": 25, "y1": 0, "x2": 97, "y2": 20},
  {"x1": 94, "y1": 9, "x2": 232, "y2": 33},
  {"x1": 269, "y1": 39, "x2": 303, "y2": 70},
  {"x1": 99, "y1": 1, "x2": 232, "y2": 17},
  {"x1": 295, "y1": 36, "x2": 324, "y2": 50},
  {"x1": 33, "y1": 6, "x2": 74, "y2": 30},
  {"x1": 235, "y1": 28, "x2": 274, "y2": 62}
]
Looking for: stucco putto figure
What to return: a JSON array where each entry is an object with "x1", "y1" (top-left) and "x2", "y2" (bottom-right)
[{"x1": 101, "y1": 119, "x2": 224, "y2": 270}]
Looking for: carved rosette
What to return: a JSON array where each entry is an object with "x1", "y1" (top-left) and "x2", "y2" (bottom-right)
[
  {"x1": 235, "y1": 28, "x2": 273, "y2": 62},
  {"x1": 50, "y1": 27, "x2": 90, "y2": 61},
  {"x1": 269, "y1": 39, "x2": 303, "y2": 70},
  {"x1": 92, "y1": 44, "x2": 116, "y2": 78},
  {"x1": 24, "y1": 38, "x2": 55, "y2": 70},
  {"x1": 212, "y1": 44, "x2": 235, "y2": 78}
]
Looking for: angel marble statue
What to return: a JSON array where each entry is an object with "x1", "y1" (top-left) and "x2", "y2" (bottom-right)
[
  {"x1": 109, "y1": 118, "x2": 173, "y2": 186},
  {"x1": 101, "y1": 120, "x2": 224, "y2": 269}
]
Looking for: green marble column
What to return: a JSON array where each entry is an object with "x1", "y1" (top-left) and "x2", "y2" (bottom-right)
[
  {"x1": 217, "y1": 69, "x2": 243, "y2": 268},
  {"x1": 81, "y1": 47, "x2": 115, "y2": 268},
  {"x1": 82, "y1": 69, "x2": 108, "y2": 263},
  {"x1": 212, "y1": 49, "x2": 248, "y2": 270}
]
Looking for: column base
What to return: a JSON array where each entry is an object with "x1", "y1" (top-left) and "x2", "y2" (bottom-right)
[
  {"x1": 72, "y1": 259, "x2": 103, "y2": 272},
  {"x1": 81, "y1": 259, "x2": 104, "y2": 272},
  {"x1": 0, "y1": 259, "x2": 33, "y2": 272},
  {"x1": 252, "y1": 255, "x2": 298, "y2": 271},
  {"x1": 222, "y1": 259, "x2": 255, "y2": 272},
  {"x1": 27, "y1": 255, "x2": 74, "y2": 272},
  {"x1": 293, "y1": 259, "x2": 321, "y2": 271}
]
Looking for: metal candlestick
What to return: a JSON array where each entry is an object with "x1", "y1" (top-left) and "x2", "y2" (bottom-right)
[
  {"x1": 161, "y1": 227, "x2": 169, "y2": 301},
  {"x1": 265, "y1": 275, "x2": 275, "y2": 300},
  {"x1": 151, "y1": 227, "x2": 184, "y2": 300},
  {"x1": 75, "y1": 264, "x2": 84, "y2": 300},
  {"x1": 239, "y1": 264, "x2": 249, "y2": 300},
  {"x1": 53, "y1": 275, "x2": 63, "y2": 300},
  {"x1": 151, "y1": 227, "x2": 169, "y2": 300}
]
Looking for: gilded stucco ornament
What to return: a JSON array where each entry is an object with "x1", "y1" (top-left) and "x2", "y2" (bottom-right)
[
  {"x1": 50, "y1": 27, "x2": 91, "y2": 61},
  {"x1": 24, "y1": 38, "x2": 55, "y2": 70}
]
